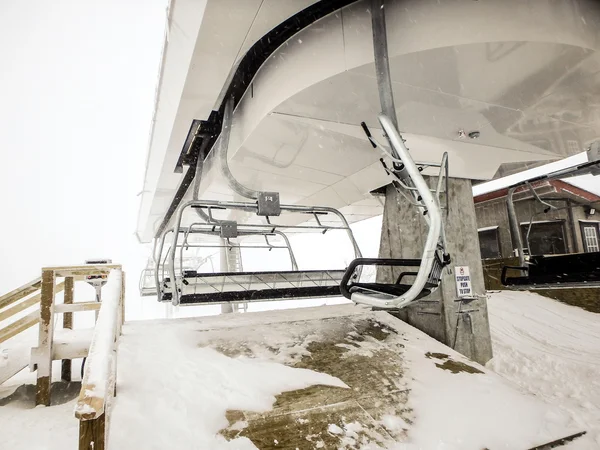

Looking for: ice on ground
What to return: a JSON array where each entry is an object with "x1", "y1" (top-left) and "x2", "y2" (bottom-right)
[{"x1": 327, "y1": 423, "x2": 343, "y2": 435}]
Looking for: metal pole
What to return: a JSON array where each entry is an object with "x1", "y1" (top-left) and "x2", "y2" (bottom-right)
[
  {"x1": 219, "y1": 97, "x2": 260, "y2": 199},
  {"x1": 566, "y1": 199, "x2": 580, "y2": 253},
  {"x1": 371, "y1": 0, "x2": 398, "y2": 132},
  {"x1": 371, "y1": 0, "x2": 413, "y2": 181},
  {"x1": 507, "y1": 187, "x2": 526, "y2": 266},
  {"x1": 220, "y1": 239, "x2": 234, "y2": 314}
]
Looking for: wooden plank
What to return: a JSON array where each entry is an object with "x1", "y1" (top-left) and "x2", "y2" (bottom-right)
[
  {"x1": 0, "y1": 310, "x2": 39, "y2": 344},
  {"x1": 79, "y1": 413, "x2": 105, "y2": 450},
  {"x1": 43, "y1": 264, "x2": 121, "y2": 271},
  {"x1": 63, "y1": 277, "x2": 74, "y2": 327},
  {"x1": 0, "y1": 295, "x2": 41, "y2": 322},
  {"x1": 0, "y1": 281, "x2": 65, "y2": 322},
  {"x1": 53, "y1": 344, "x2": 90, "y2": 361},
  {"x1": 55, "y1": 302, "x2": 101, "y2": 313},
  {"x1": 75, "y1": 270, "x2": 122, "y2": 420},
  {"x1": 0, "y1": 277, "x2": 41, "y2": 310},
  {"x1": 62, "y1": 277, "x2": 74, "y2": 382},
  {"x1": 35, "y1": 269, "x2": 55, "y2": 407},
  {"x1": 0, "y1": 345, "x2": 30, "y2": 385},
  {"x1": 120, "y1": 271, "x2": 126, "y2": 332},
  {"x1": 43, "y1": 264, "x2": 121, "y2": 277}
]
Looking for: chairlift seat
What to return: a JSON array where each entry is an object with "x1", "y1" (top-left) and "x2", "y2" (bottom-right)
[
  {"x1": 348, "y1": 282, "x2": 434, "y2": 299},
  {"x1": 502, "y1": 252, "x2": 600, "y2": 288},
  {"x1": 161, "y1": 269, "x2": 346, "y2": 304},
  {"x1": 340, "y1": 256, "x2": 445, "y2": 304}
]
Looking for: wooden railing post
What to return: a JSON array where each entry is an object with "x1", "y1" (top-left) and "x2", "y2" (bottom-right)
[
  {"x1": 119, "y1": 271, "x2": 125, "y2": 332},
  {"x1": 79, "y1": 413, "x2": 106, "y2": 450},
  {"x1": 61, "y1": 276, "x2": 74, "y2": 382},
  {"x1": 75, "y1": 267, "x2": 123, "y2": 449},
  {"x1": 114, "y1": 270, "x2": 125, "y2": 397},
  {"x1": 36, "y1": 269, "x2": 56, "y2": 406}
]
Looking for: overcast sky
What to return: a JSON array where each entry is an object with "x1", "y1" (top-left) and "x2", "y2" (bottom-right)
[{"x1": 0, "y1": 1, "x2": 167, "y2": 304}]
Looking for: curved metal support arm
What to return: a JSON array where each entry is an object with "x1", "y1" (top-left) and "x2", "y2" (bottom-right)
[
  {"x1": 350, "y1": 114, "x2": 442, "y2": 309},
  {"x1": 154, "y1": 229, "x2": 173, "y2": 295},
  {"x1": 272, "y1": 231, "x2": 299, "y2": 271},
  {"x1": 507, "y1": 187, "x2": 526, "y2": 267},
  {"x1": 525, "y1": 182, "x2": 557, "y2": 211},
  {"x1": 219, "y1": 97, "x2": 260, "y2": 200}
]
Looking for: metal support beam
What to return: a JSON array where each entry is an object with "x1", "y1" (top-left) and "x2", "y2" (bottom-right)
[
  {"x1": 371, "y1": 0, "x2": 398, "y2": 131},
  {"x1": 219, "y1": 97, "x2": 260, "y2": 200},
  {"x1": 567, "y1": 199, "x2": 580, "y2": 253},
  {"x1": 371, "y1": 0, "x2": 411, "y2": 178},
  {"x1": 507, "y1": 187, "x2": 526, "y2": 267}
]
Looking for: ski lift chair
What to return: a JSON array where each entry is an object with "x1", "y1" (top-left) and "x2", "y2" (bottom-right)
[
  {"x1": 157, "y1": 200, "x2": 363, "y2": 306},
  {"x1": 501, "y1": 177, "x2": 600, "y2": 289},
  {"x1": 502, "y1": 252, "x2": 600, "y2": 289},
  {"x1": 340, "y1": 115, "x2": 450, "y2": 309}
]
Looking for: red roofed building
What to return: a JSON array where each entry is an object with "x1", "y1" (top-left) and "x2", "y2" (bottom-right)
[{"x1": 474, "y1": 180, "x2": 600, "y2": 259}]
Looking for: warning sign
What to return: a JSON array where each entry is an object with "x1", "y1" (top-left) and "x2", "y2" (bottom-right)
[{"x1": 455, "y1": 266, "x2": 472, "y2": 298}]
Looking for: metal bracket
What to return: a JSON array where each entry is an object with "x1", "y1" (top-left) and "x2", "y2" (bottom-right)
[
  {"x1": 257, "y1": 192, "x2": 281, "y2": 216},
  {"x1": 220, "y1": 221, "x2": 238, "y2": 238}
]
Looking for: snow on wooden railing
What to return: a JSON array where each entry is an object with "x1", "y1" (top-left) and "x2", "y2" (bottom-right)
[
  {"x1": 0, "y1": 277, "x2": 46, "y2": 346},
  {"x1": 0, "y1": 277, "x2": 65, "y2": 385},
  {"x1": 32, "y1": 264, "x2": 121, "y2": 406},
  {"x1": 75, "y1": 268, "x2": 124, "y2": 450}
]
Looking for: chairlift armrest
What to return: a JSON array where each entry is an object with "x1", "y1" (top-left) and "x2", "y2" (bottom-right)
[
  {"x1": 396, "y1": 271, "x2": 419, "y2": 284},
  {"x1": 341, "y1": 258, "x2": 422, "y2": 300}
]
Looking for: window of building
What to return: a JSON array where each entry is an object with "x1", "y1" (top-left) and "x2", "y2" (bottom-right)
[
  {"x1": 478, "y1": 228, "x2": 501, "y2": 259},
  {"x1": 580, "y1": 222, "x2": 600, "y2": 253},
  {"x1": 520, "y1": 221, "x2": 566, "y2": 255}
]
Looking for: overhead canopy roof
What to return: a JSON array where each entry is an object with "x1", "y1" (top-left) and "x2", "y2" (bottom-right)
[{"x1": 137, "y1": 0, "x2": 600, "y2": 242}]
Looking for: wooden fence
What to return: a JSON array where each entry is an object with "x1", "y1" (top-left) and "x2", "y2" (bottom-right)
[{"x1": 1, "y1": 264, "x2": 125, "y2": 450}]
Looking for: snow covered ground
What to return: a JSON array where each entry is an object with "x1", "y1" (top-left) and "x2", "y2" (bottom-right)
[
  {"x1": 0, "y1": 291, "x2": 597, "y2": 449},
  {"x1": 107, "y1": 304, "x2": 576, "y2": 449},
  {"x1": 486, "y1": 291, "x2": 600, "y2": 448}
]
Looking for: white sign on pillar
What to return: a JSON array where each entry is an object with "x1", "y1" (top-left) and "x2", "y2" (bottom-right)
[{"x1": 455, "y1": 266, "x2": 472, "y2": 298}]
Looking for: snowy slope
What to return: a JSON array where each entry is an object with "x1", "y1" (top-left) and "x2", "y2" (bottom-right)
[
  {"x1": 0, "y1": 293, "x2": 596, "y2": 449},
  {"x1": 105, "y1": 305, "x2": 576, "y2": 449},
  {"x1": 487, "y1": 291, "x2": 600, "y2": 448}
]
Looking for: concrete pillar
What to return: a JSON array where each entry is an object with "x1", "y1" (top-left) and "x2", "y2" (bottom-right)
[{"x1": 378, "y1": 179, "x2": 493, "y2": 364}]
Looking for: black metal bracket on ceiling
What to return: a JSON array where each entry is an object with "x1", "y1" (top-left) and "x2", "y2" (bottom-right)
[
  {"x1": 156, "y1": 0, "x2": 360, "y2": 238},
  {"x1": 175, "y1": 111, "x2": 221, "y2": 173}
]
